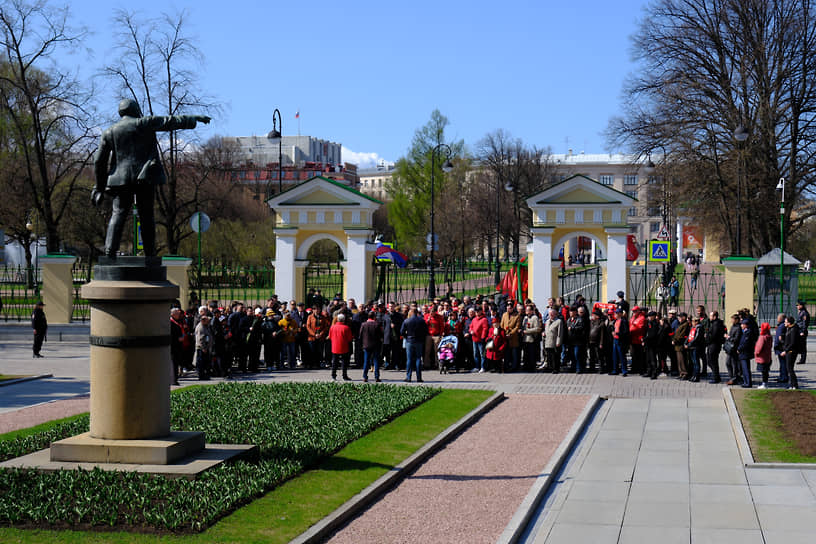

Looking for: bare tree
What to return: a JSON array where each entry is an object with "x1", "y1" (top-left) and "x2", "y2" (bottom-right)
[
  {"x1": 477, "y1": 130, "x2": 556, "y2": 260},
  {"x1": 0, "y1": 0, "x2": 96, "y2": 254},
  {"x1": 103, "y1": 9, "x2": 219, "y2": 254},
  {"x1": 609, "y1": 0, "x2": 816, "y2": 257}
]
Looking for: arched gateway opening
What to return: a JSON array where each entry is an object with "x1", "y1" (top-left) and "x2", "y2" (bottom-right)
[
  {"x1": 267, "y1": 176, "x2": 382, "y2": 304},
  {"x1": 525, "y1": 175, "x2": 636, "y2": 305}
]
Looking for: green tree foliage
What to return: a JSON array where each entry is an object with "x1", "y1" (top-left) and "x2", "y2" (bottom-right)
[
  {"x1": 387, "y1": 110, "x2": 465, "y2": 255},
  {"x1": 609, "y1": 0, "x2": 816, "y2": 257}
]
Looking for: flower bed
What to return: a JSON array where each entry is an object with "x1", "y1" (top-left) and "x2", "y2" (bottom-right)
[{"x1": 0, "y1": 382, "x2": 438, "y2": 533}]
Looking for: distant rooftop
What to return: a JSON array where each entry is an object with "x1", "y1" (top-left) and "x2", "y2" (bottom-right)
[{"x1": 549, "y1": 152, "x2": 649, "y2": 165}]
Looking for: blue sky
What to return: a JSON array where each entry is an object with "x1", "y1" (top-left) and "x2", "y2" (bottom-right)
[{"x1": 60, "y1": 0, "x2": 648, "y2": 167}]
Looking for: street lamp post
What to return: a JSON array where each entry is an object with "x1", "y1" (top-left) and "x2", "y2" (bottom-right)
[
  {"x1": 429, "y1": 143, "x2": 454, "y2": 300},
  {"x1": 778, "y1": 176, "x2": 786, "y2": 315},
  {"x1": 268, "y1": 109, "x2": 283, "y2": 197},
  {"x1": 734, "y1": 125, "x2": 749, "y2": 254}
]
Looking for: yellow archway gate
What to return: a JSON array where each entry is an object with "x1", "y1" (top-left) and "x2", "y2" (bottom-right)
[
  {"x1": 525, "y1": 175, "x2": 636, "y2": 304},
  {"x1": 267, "y1": 176, "x2": 383, "y2": 303}
]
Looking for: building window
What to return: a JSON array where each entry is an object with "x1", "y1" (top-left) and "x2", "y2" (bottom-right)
[
  {"x1": 650, "y1": 222, "x2": 660, "y2": 232},
  {"x1": 628, "y1": 207, "x2": 637, "y2": 217},
  {"x1": 647, "y1": 206, "x2": 661, "y2": 216},
  {"x1": 625, "y1": 190, "x2": 637, "y2": 199},
  {"x1": 624, "y1": 174, "x2": 638, "y2": 185},
  {"x1": 599, "y1": 174, "x2": 614, "y2": 186}
]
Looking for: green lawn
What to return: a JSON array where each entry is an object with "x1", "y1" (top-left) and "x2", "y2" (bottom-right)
[
  {"x1": 733, "y1": 388, "x2": 816, "y2": 463},
  {"x1": 0, "y1": 375, "x2": 25, "y2": 383},
  {"x1": 0, "y1": 388, "x2": 492, "y2": 543}
]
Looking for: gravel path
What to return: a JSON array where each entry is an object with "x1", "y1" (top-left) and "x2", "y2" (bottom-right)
[
  {"x1": 325, "y1": 394, "x2": 589, "y2": 544},
  {"x1": 0, "y1": 396, "x2": 89, "y2": 434}
]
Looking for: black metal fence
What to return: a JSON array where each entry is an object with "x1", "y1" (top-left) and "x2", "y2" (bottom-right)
[
  {"x1": 303, "y1": 262, "x2": 344, "y2": 301},
  {"x1": 559, "y1": 266, "x2": 602, "y2": 307},
  {"x1": 628, "y1": 265, "x2": 724, "y2": 316},
  {"x1": 0, "y1": 265, "x2": 41, "y2": 322},
  {"x1": 373, "y1": 261, "x2": 513, "y2": 304},
  {"x1": 188, "y1": 263, "x2": 275, "y2": 309}
]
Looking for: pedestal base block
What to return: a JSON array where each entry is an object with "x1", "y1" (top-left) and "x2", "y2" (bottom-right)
[
  {"x1": 50, "y1": 431, "x2": 205, "y2": 465},
  {"x1": 1, "y1": 443, "x2": 258, "y2": 480}
]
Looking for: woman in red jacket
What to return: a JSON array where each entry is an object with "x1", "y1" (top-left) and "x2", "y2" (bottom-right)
[
  {"x1": 486, "y1": 322, "x2": 507, "y2": 373},
  {"x1": 754, "y1": 321, "x2": 773, "y2": 389}
]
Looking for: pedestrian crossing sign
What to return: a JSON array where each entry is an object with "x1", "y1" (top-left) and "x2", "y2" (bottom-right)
[{"x1": 649, "y1": 240, "x2": 670, "y2": 262}]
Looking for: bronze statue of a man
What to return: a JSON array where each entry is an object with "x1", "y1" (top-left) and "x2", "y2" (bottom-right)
[{"x1": 92, "y1": 99, "x2": 210, "y2": 258}]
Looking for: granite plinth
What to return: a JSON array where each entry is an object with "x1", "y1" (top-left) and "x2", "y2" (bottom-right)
[
  {"x1": 50, "y1": 431, "x2": 205, "y2": 465},
  {"x1": 2, "y1": 443, "x2": 258, "y2": 480},
  {"x1": 94, "y1": 256, "x2": 166, "y2": 282}
]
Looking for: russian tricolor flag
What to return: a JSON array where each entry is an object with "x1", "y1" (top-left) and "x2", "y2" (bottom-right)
[{"x1": 375, "y1": 243, "x2": 408, "y2": 268}]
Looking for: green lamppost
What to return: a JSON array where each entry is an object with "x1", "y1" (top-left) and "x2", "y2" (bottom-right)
[{"x1": 777, "y1": 176, "x2": 785, "y2": 315}]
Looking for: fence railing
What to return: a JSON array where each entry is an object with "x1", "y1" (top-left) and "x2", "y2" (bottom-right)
[
  {"x1": 373, "y1": 261, "x2": 513, "y2": 304},
  {"x1": 628, "y1": 265, "x2": 724, "y2": 316},
  {"x1": 188, "y1": 263, "x2": 275, "y2": 309},
  {"x1": 0, "y1": 265, "x2": 41, "y2": 322},
  {"x1": 559, "y1": 265, "x2": 602, "y2": 307}
]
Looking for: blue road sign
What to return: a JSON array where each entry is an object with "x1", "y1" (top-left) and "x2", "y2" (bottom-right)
[{"x1": 649, "y1": 240, "x2": 670, "y2": 262}]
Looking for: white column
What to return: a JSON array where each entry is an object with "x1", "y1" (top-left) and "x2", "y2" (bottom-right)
[
  {"x1": 606, "y1": 227, "x2": 629, "y2": 298},
  {"x1": 590, "y1": 238, "x2": 597, "y2": 264},
  {"x1": 676, "y1": 217, "x2": 685, "y2": 263},
  {"x1": 345, "y1": 230, "x2": 373, "y2": 304},
  {"x1": 530, "y1": 227, "x2": 555, "y2": 304},
  {"x1": 272, "y1": 229, "x2": 298, "y2": 302}
]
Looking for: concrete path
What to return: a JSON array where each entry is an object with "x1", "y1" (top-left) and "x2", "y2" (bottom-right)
[
  {"x1": 520, "y1": 397, "x2": 816, "y2": 544},
  {"x1": 2, "y1": 324, "x2": 816, "y2": 543}
]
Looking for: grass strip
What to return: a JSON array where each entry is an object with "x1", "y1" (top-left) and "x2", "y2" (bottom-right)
[
  {"x1": 0, "y1": 414, "x2": 88, "y2": 442},
  {"x1": 0, "y1": 375, "x2": 26, "y2": 383},
  {"x1": 733, "y1": 389, "x2": 816, "y2": 463},
  {"x1": 0, "y1": 388, "x2": 492, "y2": 544}
]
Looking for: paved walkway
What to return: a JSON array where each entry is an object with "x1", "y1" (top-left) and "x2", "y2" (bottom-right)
[
  {"x1": 521, "y1": 397, "x2": 816, "y2": 544},
  {"x1": 2, "y1": 325, "x2": 816, "y2": 543}
]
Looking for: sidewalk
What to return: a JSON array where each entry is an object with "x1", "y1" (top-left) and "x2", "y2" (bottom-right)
[{"x1": 520, "y1": 397, "x2": 816, "y2": 544}]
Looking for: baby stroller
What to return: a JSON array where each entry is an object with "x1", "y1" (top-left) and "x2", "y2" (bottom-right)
[{"x1": 438, "y1": 335, "x2": 459, "y2": 374}]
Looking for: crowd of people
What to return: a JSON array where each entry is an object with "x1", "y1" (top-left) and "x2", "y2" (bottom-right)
[{"x1": 169, "y1": 288, "x2": 810, "y2": 389}]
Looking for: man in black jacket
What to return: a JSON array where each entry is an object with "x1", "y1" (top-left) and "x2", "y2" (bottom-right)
[
  {"x1": 795, "y1": 301, "x2": 810, "y2": 365},
  {"x1": 644, "y1": 311, "x2": 661, "y2": 379},
  {"x1": 705, "y1": 311, "x2": 725, "y2": 384},
  {"x1": 783, "y1": 316, "x2": 802, "y2": 389},
  {"x1": 400, "y1": 309, "x2": 428, "y2": 382},
  {"x1": 31, "y1": 301, "x2": 47, "y2": 358}
]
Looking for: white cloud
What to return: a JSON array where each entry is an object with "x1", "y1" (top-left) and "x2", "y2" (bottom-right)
[{"x1": 342, "y1": 147, "x2": 393, "y2": 169}]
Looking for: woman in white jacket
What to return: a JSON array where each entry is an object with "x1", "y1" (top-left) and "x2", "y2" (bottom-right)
[
  {"x1": 521, "y1": 305, "x2": 542, "y2": 371},
  {"x1": 543, "y1": 309, "x2": 563, "y2": 373}
]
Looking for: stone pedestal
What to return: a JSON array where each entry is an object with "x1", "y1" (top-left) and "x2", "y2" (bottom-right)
[
  {"x1": 81, "y1": 257, "x2": 178, "y2": 440},
  {"x1": 162, "y1": 256, "x2": 193, "y2": 310},
  {"x1": 722, "y1": 256, "x2": 758, "y2": 319},
  {"x1": 40, "y1": 254, "x2": 76, "y2": 324},
  {"x1": 0, "y1": 257, "x2": 257, "y2": 478}
]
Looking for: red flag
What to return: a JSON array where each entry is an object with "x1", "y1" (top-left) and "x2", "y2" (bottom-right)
[{"x1": 626, "y1": 234, "x2": 640, "y2": 261}]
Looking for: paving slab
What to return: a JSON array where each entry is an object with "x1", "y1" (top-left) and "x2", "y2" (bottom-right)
[
  {"x1": 749, "y1": 484, "x2": 816, "y2": 506},
  {"x1": 619, "y1": 526, "x2": 689, "y2": 544},
  {"x1": 540, "y1": 523, "x2": 620, "y2": 544},
  {"x1": 746, "y1": 467, "x2": 809, "y2": 486},
  {"x1": 690, "y1": 501, "x2": 760, "y2": 530},
  {"x1": 690, "y1": 528, "x2": 764, "y2": 544},
  {"x1": 623, "y1": 500, "x2": 690, "y2": 527},
  {"x1": 628, "y1": 482, "x2": 689, "y2": 503},
  {"x1": 690, "y1": 483, "x2": 753, "y2": 504},
  {"x1": 755, "y1": 503, "x2": 816, "y2": 532}
]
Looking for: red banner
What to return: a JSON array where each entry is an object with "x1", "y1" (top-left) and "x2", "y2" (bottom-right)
[
  {"x1": 683, "y1": 226, "x2": 703, "y2": 251},
  {"x1": 626, "y1": 234, "x2": 639, "y2": 261}
]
